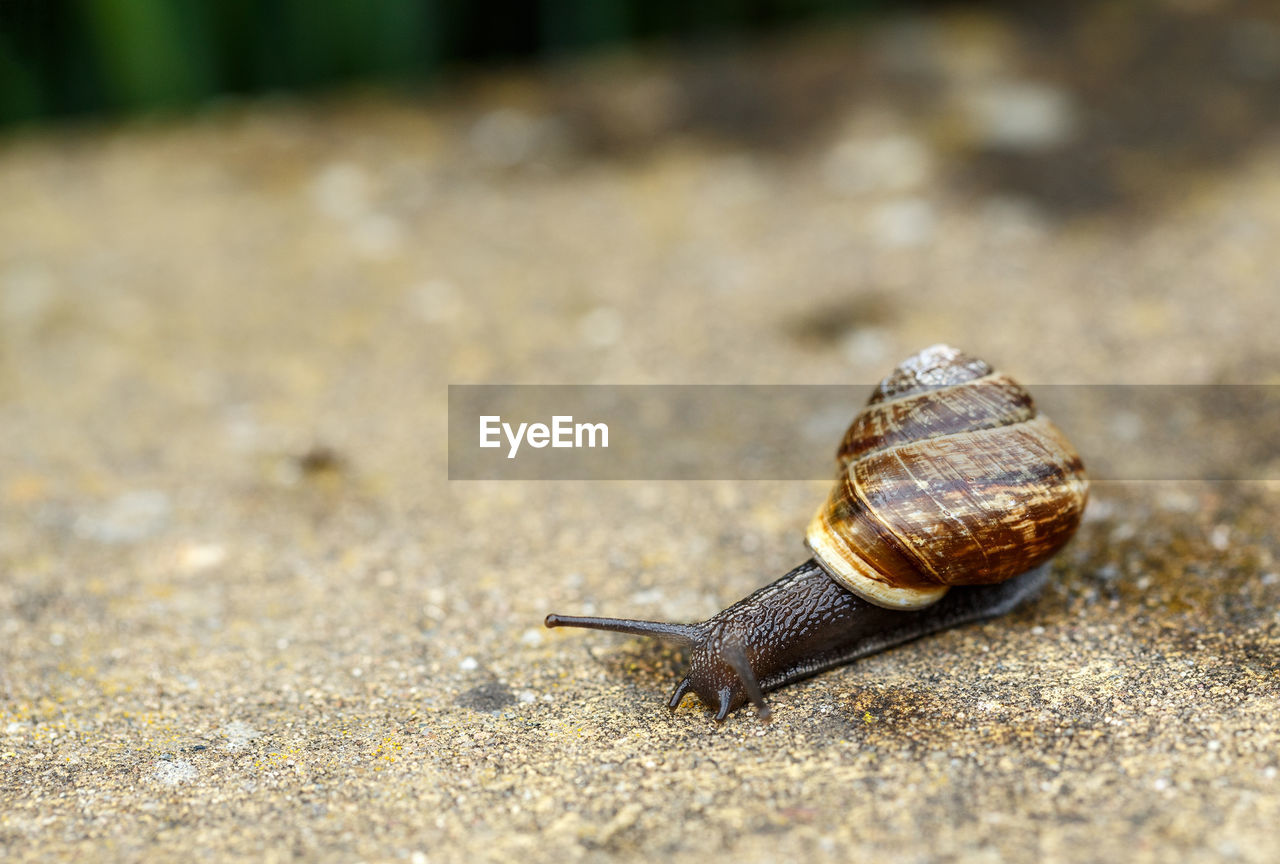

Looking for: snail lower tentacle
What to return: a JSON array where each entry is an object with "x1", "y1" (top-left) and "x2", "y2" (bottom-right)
[{"x1": 545, "y1": 558, "x2": 1050, "y2": 721}]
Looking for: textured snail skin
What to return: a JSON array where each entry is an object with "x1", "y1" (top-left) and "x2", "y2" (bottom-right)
[{"x1": 546, "y1": 559, "x2": 1048, "y2": 721}]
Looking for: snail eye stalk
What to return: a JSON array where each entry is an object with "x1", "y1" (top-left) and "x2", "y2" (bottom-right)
[{"x1": 544, "y1": 613, "x2": 703, "y2": 648}]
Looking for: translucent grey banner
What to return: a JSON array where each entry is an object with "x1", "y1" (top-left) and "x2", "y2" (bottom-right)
[{"x1": 448, "y1": 385, "x2": 1280, "y2": 481}]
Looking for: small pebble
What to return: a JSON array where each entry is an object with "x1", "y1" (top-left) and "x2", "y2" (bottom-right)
[
  {"x1": 469, "y1": 109, "x2": 562, "y2": 167},
  {"x1": 959, "y1": 80, "x2": 1077, "y2": 151},
  {"x1": 821, "y1": 133, "x2": 932, "y2": 195},
  {"x1": 871, "y1": 197, "x2": 936, "y2": 248},
  {"x1": 578, "y1": 306, "x2": 623, "y2": 348},
  {"x1": 841, "y1": 328, "x2": 893, "y2": 368},
  {"x1": 151, "y1": 760, "x2": 197, "y2": 786},
  {"x1": 220, "y1": 721, "x2": 261, "y2": 752},
  {"x1": 177, "y1": 543, "x2": 227, "y2": 573},
  {"x1": 410, "y1": 280, "x2": 463, "y2": 324},
  {"x1": 74, "y1": 491, "x2": 171, "y2": 544},
  {"x1": 629, "y1": 588, "x2": 666, "y2": 606},
  {"x1": 311, "y1": 162, "x2": 370, "y2": 220}
]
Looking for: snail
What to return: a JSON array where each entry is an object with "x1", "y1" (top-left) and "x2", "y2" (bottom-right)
[{"x1": 545, "y1": 345, "x2": 1088, "y2": 721}]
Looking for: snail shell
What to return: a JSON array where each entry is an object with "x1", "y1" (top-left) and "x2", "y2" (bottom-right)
[{"x1": 807, "y1": 345, "x2": 1088, "y2": 609}]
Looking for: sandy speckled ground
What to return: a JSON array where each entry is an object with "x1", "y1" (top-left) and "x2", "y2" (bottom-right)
[{"x1": 3, "y1": 3, "x2": 1280, "y2": 862}]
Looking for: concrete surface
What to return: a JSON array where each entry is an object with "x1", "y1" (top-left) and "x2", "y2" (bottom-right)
[{"x1": 2, "y1": 2, "x2": 1279, "y2": 862}]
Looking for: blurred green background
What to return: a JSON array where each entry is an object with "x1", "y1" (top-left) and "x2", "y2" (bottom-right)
[{"x1": 0, "y1": 0, "x2": 905, "y2": 126}]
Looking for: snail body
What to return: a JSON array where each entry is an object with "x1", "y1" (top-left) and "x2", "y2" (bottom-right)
[{"x1": 545, "y1": 345, "x2": 1088, "y2": 721}]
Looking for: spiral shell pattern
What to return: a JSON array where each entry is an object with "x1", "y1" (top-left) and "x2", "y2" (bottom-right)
[{"x1": 805, "y1": 345, "x2": 1089, "y2": 610}]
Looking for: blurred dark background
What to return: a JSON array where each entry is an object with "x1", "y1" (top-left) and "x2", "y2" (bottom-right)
[
  {"x1": 7, "y1": 0, "x2": 1280, "y2": 221},
  {"x1": 0, "y1": 0, "x2": 909, "y2": 126}
]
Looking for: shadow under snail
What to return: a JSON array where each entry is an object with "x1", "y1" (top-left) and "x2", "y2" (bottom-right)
[{"x1": 545, "y1": 345, "x2": 1089, "y2": 721}]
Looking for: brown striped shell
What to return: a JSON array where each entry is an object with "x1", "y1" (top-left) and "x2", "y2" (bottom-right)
[{"x1": 805, "y1": 345, "x2": 1089, "y2": 610}]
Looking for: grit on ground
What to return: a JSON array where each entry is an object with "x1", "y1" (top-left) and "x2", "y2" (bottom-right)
[{"x1": 3, "y1": 4, "x2": 1280, "y2": 862}]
